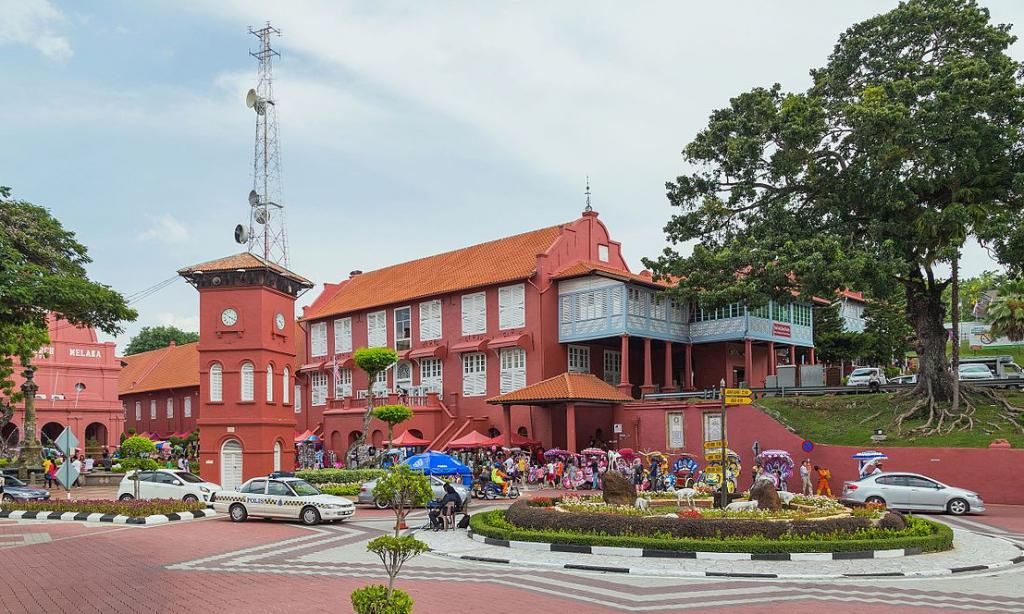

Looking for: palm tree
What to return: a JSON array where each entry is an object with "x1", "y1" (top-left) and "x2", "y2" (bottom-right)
[{"x1": 987, "y1": 283, "x2": 1024, "y2": 342}]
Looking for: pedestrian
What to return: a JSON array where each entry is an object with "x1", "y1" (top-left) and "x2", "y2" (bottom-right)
[
  {"x1": 590, "y1": 459, "x2": 600, "y2": 490},
  {"x1": 814, "y1": 465, "x2": 832, "y2": 497},
  {"x1": 47, "y1": 459, "x2": 58, "y2": 487},
  {"x1": 72, "y1": 456, "x2": 83, "y2": 487},
  {"x1": 776, "y1": 469, "x2": 787, "y2": 492},
  {"x1": 870, "y1": 461, "x2": 883, "y2": 476},
  {"x1": 800, "y1": 459, "x2": 813, "y2": 495},
  {"x1": 0, "y1": 470, "x2": 5, "y2": 500},
  {"x1": 566, "y1": 462, "x2": 578, "y2": 491},
  {"x1": 42, "y1": 457, "x2": 53, "y2": 488},
  {"x1": 102, "y1": 450, "x2": 112, "y2": 472}
]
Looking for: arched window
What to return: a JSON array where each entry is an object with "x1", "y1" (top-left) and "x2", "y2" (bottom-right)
[
  {"x1": 209, "y1": 363, "x2": 223, "y2": 402},
  {"x1": 273, "y1": 441, "x2": 282, "y2": 472},
  {"x1": 282, "y1": 367, "x2": 290, "y2": 404},
  {"x1": 266, "y1": 364, "x2": 274, "y2": 402},
  {"x1": 240, "y1": 362, "x2": 255, "y2": 401}
]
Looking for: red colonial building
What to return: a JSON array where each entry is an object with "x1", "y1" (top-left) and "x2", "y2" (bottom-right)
[
  {"x1": 295, "y1": 208, "x2": 816, "y2": 458},
  {"x1": 3, "y1": 315, "x2": 124, "y2": 454}
]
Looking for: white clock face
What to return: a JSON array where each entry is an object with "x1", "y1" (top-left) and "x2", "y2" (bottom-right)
[
  {"x1": 275, "y1": 313, "x2": 286, "y2": 330},
  {"x1": 221, "y1": 308, "x2": 238, "y2": 326}
]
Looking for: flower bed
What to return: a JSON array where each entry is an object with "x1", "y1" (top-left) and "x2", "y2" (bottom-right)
[
  {"x1": 0, "y1": 498, "x2": 206, "y2": 517},
  {"x1": 471, "y1": 507, "x2": 953, "y2": 554},
  {"x1": 295, "y1": 469, "x2": 386, "y2": 485}
]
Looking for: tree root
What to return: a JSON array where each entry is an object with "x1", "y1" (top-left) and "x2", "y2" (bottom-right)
[
  {"x1": 859, "y1": 410, "x2": 884, "y2": 425},
  {"x1": 892, "y1": 384, "x2": 1023, "y2": 436}
]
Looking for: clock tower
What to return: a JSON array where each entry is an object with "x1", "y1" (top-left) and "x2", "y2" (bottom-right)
[{"x1": 179, "y1": 253, "x2": 313, "y2": 488}]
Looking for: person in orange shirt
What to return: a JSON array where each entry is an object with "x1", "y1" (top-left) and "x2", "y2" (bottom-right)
[{"x1": 814, "y1": 465, "x2": 833, "y2": 497}]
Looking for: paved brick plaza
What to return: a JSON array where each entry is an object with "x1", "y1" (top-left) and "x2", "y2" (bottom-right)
[{"x1": 1, "y1": 502, "x2": 1023, "y2": 614}]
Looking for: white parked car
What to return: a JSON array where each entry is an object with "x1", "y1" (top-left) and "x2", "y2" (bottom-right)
[
  {"x1": 212, "y1": 475, "x2": 356, "y2": 525},
  {"x1": 958, "y1": 363, "x2": 995, "y2": 381},
  {"x1": 117, "y1": 469, "x2": 221, "y2": 504},
  {"x1": 841, "y1": 472, "x2": 984, "y2": 515},
  {"x1": 846, "y1": 367, "x2": 887, "y2": 387},
  {"x1": 889, "y1": 374, "x2": 917, "y2": 385}
]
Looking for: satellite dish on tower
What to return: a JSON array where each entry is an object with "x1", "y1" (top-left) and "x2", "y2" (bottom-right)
[
  {"x1": 248, "y1": 189, "x2": 260, "y2": 207},
  {"x1": 234, "y1": 224, "x2": 250, "y2": 244},
  {"x1": 245, "y1": 88, "x2": 258, "y2": 109},
  {"x1": 254, "y1": 207, "x2": 270, "y2": 225}
]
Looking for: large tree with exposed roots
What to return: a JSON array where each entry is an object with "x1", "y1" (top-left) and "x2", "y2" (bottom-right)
[{"x1": 646, "y1": 0, "x2": 1024, "y2": 433}]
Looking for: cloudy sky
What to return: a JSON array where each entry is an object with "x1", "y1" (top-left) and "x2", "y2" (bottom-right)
[{"x1": 2, "y1": 0, "x2": 1022, "y2": 350}]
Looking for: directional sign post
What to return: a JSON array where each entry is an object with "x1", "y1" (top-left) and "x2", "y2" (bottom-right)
[{"x1": 54, "y1": 427, "x2": 79, "y2": 498}]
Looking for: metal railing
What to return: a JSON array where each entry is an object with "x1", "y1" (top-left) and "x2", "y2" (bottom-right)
[{"x1": 643, "y1": 377, "x2": 1024, "y2": 401}]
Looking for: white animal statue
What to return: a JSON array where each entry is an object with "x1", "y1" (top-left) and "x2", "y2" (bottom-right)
[
  {"x1": 674, "y1": 488, "x2": 698, "y2": 508},
  {"x1": 777, "y1": 491, "x2": 796, "y2": 505},
  {"x1": 725, "y1": 500, "x2": 760, "y2": 512},
  {"x1": 634, "y1": 497, "x2": 650, "y2": 510}
]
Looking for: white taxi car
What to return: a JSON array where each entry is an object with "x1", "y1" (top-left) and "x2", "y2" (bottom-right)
[{"x1": 212, "y1": 475, "x2": 355, "y2": 525}]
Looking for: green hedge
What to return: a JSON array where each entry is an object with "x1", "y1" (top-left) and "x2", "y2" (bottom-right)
[
  {"x1": 296, "y1": 469, "x2": 386, "y2": 484},
  {"x1": 470, "y1": 510, "x2": 953, "y2": 554},
  {"x1": 318, "y1": 483, "x2": 361, "y2": 497},
  {"x1": 1, "y1": 498, "x2": 206, "y2": 517}
]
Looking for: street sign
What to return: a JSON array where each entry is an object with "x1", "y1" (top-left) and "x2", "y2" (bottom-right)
[
  {"x1": 704, "y1": 452, "x2": 724, "y2": 462},
  {"x1": 725, "y1": 396, "x2": 753, "y2": 405},
  {"x1": 613, "y1": 423, "x2": 623, "y2": 434},
  {"x1": 54, "y1": 427, "x2": 79, "y2": 457},
  {"x1": 724, "y1": 388, "x2": 752, "y2": 397},
  {"x1": 752, "y1": 440, "x2": 761, "y2": 456},
  {"x1": 703, "y1": 440, "x2": 728, "y2": 449},
  {"x1": 802, "y1": 440, "x2": 814, "y2": 453},
  {"x1": 55, "y1": 461, "x2": 79, "y2": 490}
]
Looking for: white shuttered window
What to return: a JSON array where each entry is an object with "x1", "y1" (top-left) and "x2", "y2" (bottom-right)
[
  {"x1": 335, "y1": 367, "x2": 353, "y2": 399},
  {"x1": 461, "y1": 292, "x2": 487, "y2": 335},
  {"x1": 310, "y1": 372, "x2": 327, "y2": 406},
  {"x1": 334, "y1": 318, "x2": 352, "y2": 353},
  {"x1": 135, "y1": 401, "x2": 141, "y2": 421},
  {"x1": 240, "y1": 362, "x2": 255, "y2": 401},
  {"x1": 166, "y1": 398, "x2": 173, "y2": 419},
  {"x1": 462, "y1": 352, "x2": 487, "y2": 397},
  {"x1": 150, "y1": 400, "x2": 156, "y2": 420},
  {"x1": 498, "y1": 284, "x2": 525, "y2": 330},
  {"x1": 499, "y1": 347, "x2": 526, "y2": 393},
  {"x1": 184, "y1": 396, "x2": 192, "y2": 418},
  {"x1": 209, "y1": 363, "x2": 223, "y2": 402},
  {"x1": 294, "y1": 385, "x2": 302, "y2": 413},
  {"x1": 266, "y1": 365, "x2": 274, "y2": 402},
  {"x1": 603, "y1": 350, "x2": 621, "y2": 385},
  {"x1": 420, "y1": 358, "x2": 443, "y2": 393},
  {"x1": 419, "y1": 300, "x2": 442, "y2": 341},
  {"x1": 282, "y1": 368, "x2": 290, "y2": 404},
  {"x1": 568, "y1": 345, "x2": 591, "y2": 373},
  {"x1": 367, "y1": 310, "x2": 387, "y2": 347},
  {"x1": 310, "y1": 322, "x2": 328, "y2": 357}
]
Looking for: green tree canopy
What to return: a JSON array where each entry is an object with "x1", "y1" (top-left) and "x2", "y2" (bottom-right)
[
  {"x1": 372, "y1": 464, "x2": 433, "y2": 537},
  {"x1": 1, "y1": 186, "x2": 136, "y2": 427},
  {"x1": 373, "y1": 404, "x2": 414, "y2": 449},
  {"x1": 124, "y1": 325, "x2": 199, "y2": 355},
  {"x1": 812, "y1": 302, "x2": 862, "y2": 365},
  {"x1": 353, "y1": 347, "x2": 399, "y2": 451},
  {"x1": 645, "y1": 0, "x2": 1024, "y2": 410}
]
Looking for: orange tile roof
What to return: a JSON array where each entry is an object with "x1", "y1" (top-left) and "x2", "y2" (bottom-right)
[
  {"x1": 552, "y1": 260, "x2": 668, "y2": 287},
  {"x1": 303, "y1": 225, "x2": 564, "y2": 320},
  {"x1": 118, "y1": 341, "x2": 200, "y2": 395},
  {"x1": 178, "y1": 252, "x2": 313, "y2": 286},
  {"x1": 487, "y1": 372, "x2": 634, "y2": 405}
]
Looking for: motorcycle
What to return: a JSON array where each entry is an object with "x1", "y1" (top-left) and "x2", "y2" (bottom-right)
[{"x1": 475, "y1": 480, "x2": 520, "y2": 500}]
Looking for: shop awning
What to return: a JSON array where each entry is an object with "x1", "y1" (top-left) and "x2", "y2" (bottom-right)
[
  {"x1": 388, "y1": 430, "x2": 431, "y2": 447},
  {"x1": 298, "y1": 361, "x2": 325, "y2": 373},
  {"x1": 445, "y1": 430, "x2": 493, "y2": 449},
  {"x1": 451, "y1": 339, "x2": 489, "y2": 353},
  {"x1": 294, "y1": 429, "x2": 313, "y2": 443},
  {"x1": 406, "y1": 345, "x2": 449, "y2": 360},
  {"x1": 487, "y1": 333, "x2": 532, "y2": 351}
]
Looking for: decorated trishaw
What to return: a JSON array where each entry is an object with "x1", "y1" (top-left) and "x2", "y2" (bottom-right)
[
  {"x1": 671, "y1": 453, "x2": 701, "y2": 488},
  {"x1": 755, "y1": 449, "x2": 794, "y2": 489},
  {"x1": 700, "y1": 448, "x2": 741, "y2": 492}
]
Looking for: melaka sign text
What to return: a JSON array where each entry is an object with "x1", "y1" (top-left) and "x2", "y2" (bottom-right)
[{"x1": 69, "y1": 348, "x2": 103, "y2": 359}]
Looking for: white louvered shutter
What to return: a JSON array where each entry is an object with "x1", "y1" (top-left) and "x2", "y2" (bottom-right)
[
  {"x1": 311, "y1": 322, "x2": 328, "y2": 357},
  {"x1": 282, "y1": 368, "x2": 290, "y2": 403},
  {"x1": 241, "y1": 362, "x2": 255, "y2": 401},
  {"x1": 462, "y1": 352, "x2": 486, "y2": 396},
  {"x1": 266, "y1": 364, "x2": 274, "y2": 402},
  {"x1": 166, "y1": 398, "x2": 173, "y2": 419},
  {"x1": 368, "y1": 311, "x2": 387, "y2": 347},
  {"x1": 499, "y1": 284, "x2": 525, "y2": 329},
  {"x1": 209, "y1": 364, "x2": 223, "y2": 402},
  {"x1": 461, "y1": 293, "x2": 486, "y2": 335},
  {"x1": 419, "y1": 300, "x2": 441, "y2": 341},
  {"x1": 184, "y1": 396, "x2": 192, "y2": 418},
  {"x1": 335, "y1": 318, "x2": 352, "y2": 353},
  {"x1": 500, "y1": 348, "x2": 525, "y2": 393}
]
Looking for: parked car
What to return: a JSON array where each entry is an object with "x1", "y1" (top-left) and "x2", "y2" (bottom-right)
[
  {"x1": 958, "y1": 363, "x2": 995, "y2": 381},
  {"x1": 1, "y1": 475, "x2": 50, "y2": 503},
  {"x1": 846, "y1": 367, "x2": 887, "y2": 388},
  {"x1": 212, "y1": 475, "x2": 355, "y2": 525},
  {"x1": 117, "y1": 469, "x2": 221, "y2": 504},
  {"x1": 889, "y1": 374, "x2": 917, "y2": 384},
  {"x1": 358, "y1": 475, "x2": 471, "y2": 510},
  {"x1": 841, "y1": 472, "x2": 984, "y2": 515}
]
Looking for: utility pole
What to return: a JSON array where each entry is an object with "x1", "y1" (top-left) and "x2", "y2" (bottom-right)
[{"x1": 16, "y1": 367, "x2": 43, "y2": 481}]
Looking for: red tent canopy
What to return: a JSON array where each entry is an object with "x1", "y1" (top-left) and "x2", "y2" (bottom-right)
[
  {"x1": 445, "y1": 430, "x2": 492, "y2": 449},
  {"x1": 294, "y1": 429, "x2": 313, "y2": 443},
  {"x1": 388, "y1": 430, "x2": 431, "y2": 447},
  {"x1": 483, "y1": 433, "x2": 541, "y2": 448}
]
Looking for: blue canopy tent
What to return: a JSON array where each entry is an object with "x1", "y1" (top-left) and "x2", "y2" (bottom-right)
[{"x1": 403, "y1": 451, "x2": 473, "y2": 486}]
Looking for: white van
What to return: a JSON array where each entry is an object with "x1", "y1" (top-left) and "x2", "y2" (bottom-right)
[{"x1": 846, "y1": 367, "x2": 887, "y2": 387}]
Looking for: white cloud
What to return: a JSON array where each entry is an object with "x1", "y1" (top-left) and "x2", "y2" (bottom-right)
[
  {"x1": 140, "y1": 214, "x2": 189, "y2": 244},
  {"x1": 0, "y1": 0, "x2": 73, "y2": 60}
]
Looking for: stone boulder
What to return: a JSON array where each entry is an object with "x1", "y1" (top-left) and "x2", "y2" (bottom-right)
[
  {"x1": 602, "y1": 470, "x2": 637, "y2": 506},
  {"x1": 749, "y1": 478, "x2": 782, "y2": 512}
]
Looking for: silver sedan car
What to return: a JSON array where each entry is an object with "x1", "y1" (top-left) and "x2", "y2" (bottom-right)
[
  {"x1": 358, "y1": 475, "x2": 470, "y2": 510},
  {"x1": 841, "y1": 472, "x2": 984, "y2": 515}
]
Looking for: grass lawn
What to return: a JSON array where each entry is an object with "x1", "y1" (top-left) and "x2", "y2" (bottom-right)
[{"x1": 758, "y1": 389, "x2": 1024, "y2": 448}]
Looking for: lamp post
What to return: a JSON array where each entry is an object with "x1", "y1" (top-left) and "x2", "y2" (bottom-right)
[
  {"x1": 17, "y1": 367, "x2": 43, "y2": 481},
  {"x1": 719, "y1": 378, "x2": 728, "y2": 510}
]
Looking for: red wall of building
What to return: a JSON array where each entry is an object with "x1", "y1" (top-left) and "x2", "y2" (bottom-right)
[{"x1": 122, "y1": 387, "x2": 199, "y2": 436}]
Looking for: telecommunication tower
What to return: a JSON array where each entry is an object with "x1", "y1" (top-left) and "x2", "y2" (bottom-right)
[{"x1": 237, "y1": 22, "x2": 289, "y2": 266}]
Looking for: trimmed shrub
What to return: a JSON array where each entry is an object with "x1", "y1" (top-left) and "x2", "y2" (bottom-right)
[
  {"x1": 350, "y1": 585, "x2": 413, "y2": 614},
  {"x1": 318, "y1": 483, "x2": 360, "y2": 497},
  {"x1": 296, "y1": 469, "x2": 386, "y2": 484},
  {"x1": 472, "y1": 509, "x2": 951, "y2": 554},
  {"x1": 0, "y1": 498, "x2": 206, "y2": 517}
]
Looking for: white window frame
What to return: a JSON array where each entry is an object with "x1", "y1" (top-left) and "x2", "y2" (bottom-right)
[
  {"x1": 240, "y1": 362, "x2": 255, "y2": 402},
  {"x1": 420, "y1": 357, "x2": 443, "y2": 394},
  {"x1": 310, "y1": 322, "x2": 328, "y2": 357},
  {"x1": 419, "y1": 299, "x2": 442, "y2": 341},
  {"x1": 184, "y1": 396, "x2": 192, "y2": 418},
  {"x1": 461, "y1": 292, "x2": 487, "y2": 336},
  {"x1": 294, "y1": 384, "x2": 302, "y2": 413},
  {"x1": 372, "y1": 370, "x2": 389, "y2": 396},
  {"x1": 499, "y1": 347, "x2": 526, "y2": 394},
  {"x1": 266, "y1": 364, "x2": 274, "y2": 402},
  {"x1": 334, "y1": 317, "x2": 352, "y2": 354},
  {"x1": 568, "y1": 345, "x2": 591, "y2": 373},
  {"x1": 394, "y1": 306, "x2": 412, "y2": 351},
  {"x1": 310, "y1": 371, "x2": 327, "y2": 407},
  {"x1": 498, "y1": 284, "x2": 525, "y2": 330},
  {"x1": 166, "y1": 398, "x2": 174, "y2": 419},
  {"x1": 367, "y1": 310, "x2": 387, "y2": 348},
  {"x1": 603, "y1": 349, "x2": 621, "y2": 385},
  {"x1": 150, "y1": 400, "x2": 156, "y2": 420},
  {"x1": 394, "y1": 360, "x2": 413, "y2": 393},
  {"x1": 135, "y1": 401, "x2": 141, "y2": 421},
  {"x1": 462, "y1": 352, "x2": 487, "y2": 397},
  {"x1": 334, "y1": 367, "x2": 353, "y2": 399},
  {"x1": 209, "y1": 363, "x2": 223, "y2": 402}
]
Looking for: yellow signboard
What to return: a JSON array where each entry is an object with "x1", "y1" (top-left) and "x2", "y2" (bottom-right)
[
  {"x1": 724, "y1": 388, "x2": 752, "y2": 396},
  {"x1": 703, "y1": 453, "x2": 724, "y2": 462},
  {"x1": 703, "y1": 440, "x2": 728, "y2": 449},
  {"x1": 725, "y1": 396, "x2": 753, "y2": 405}
]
